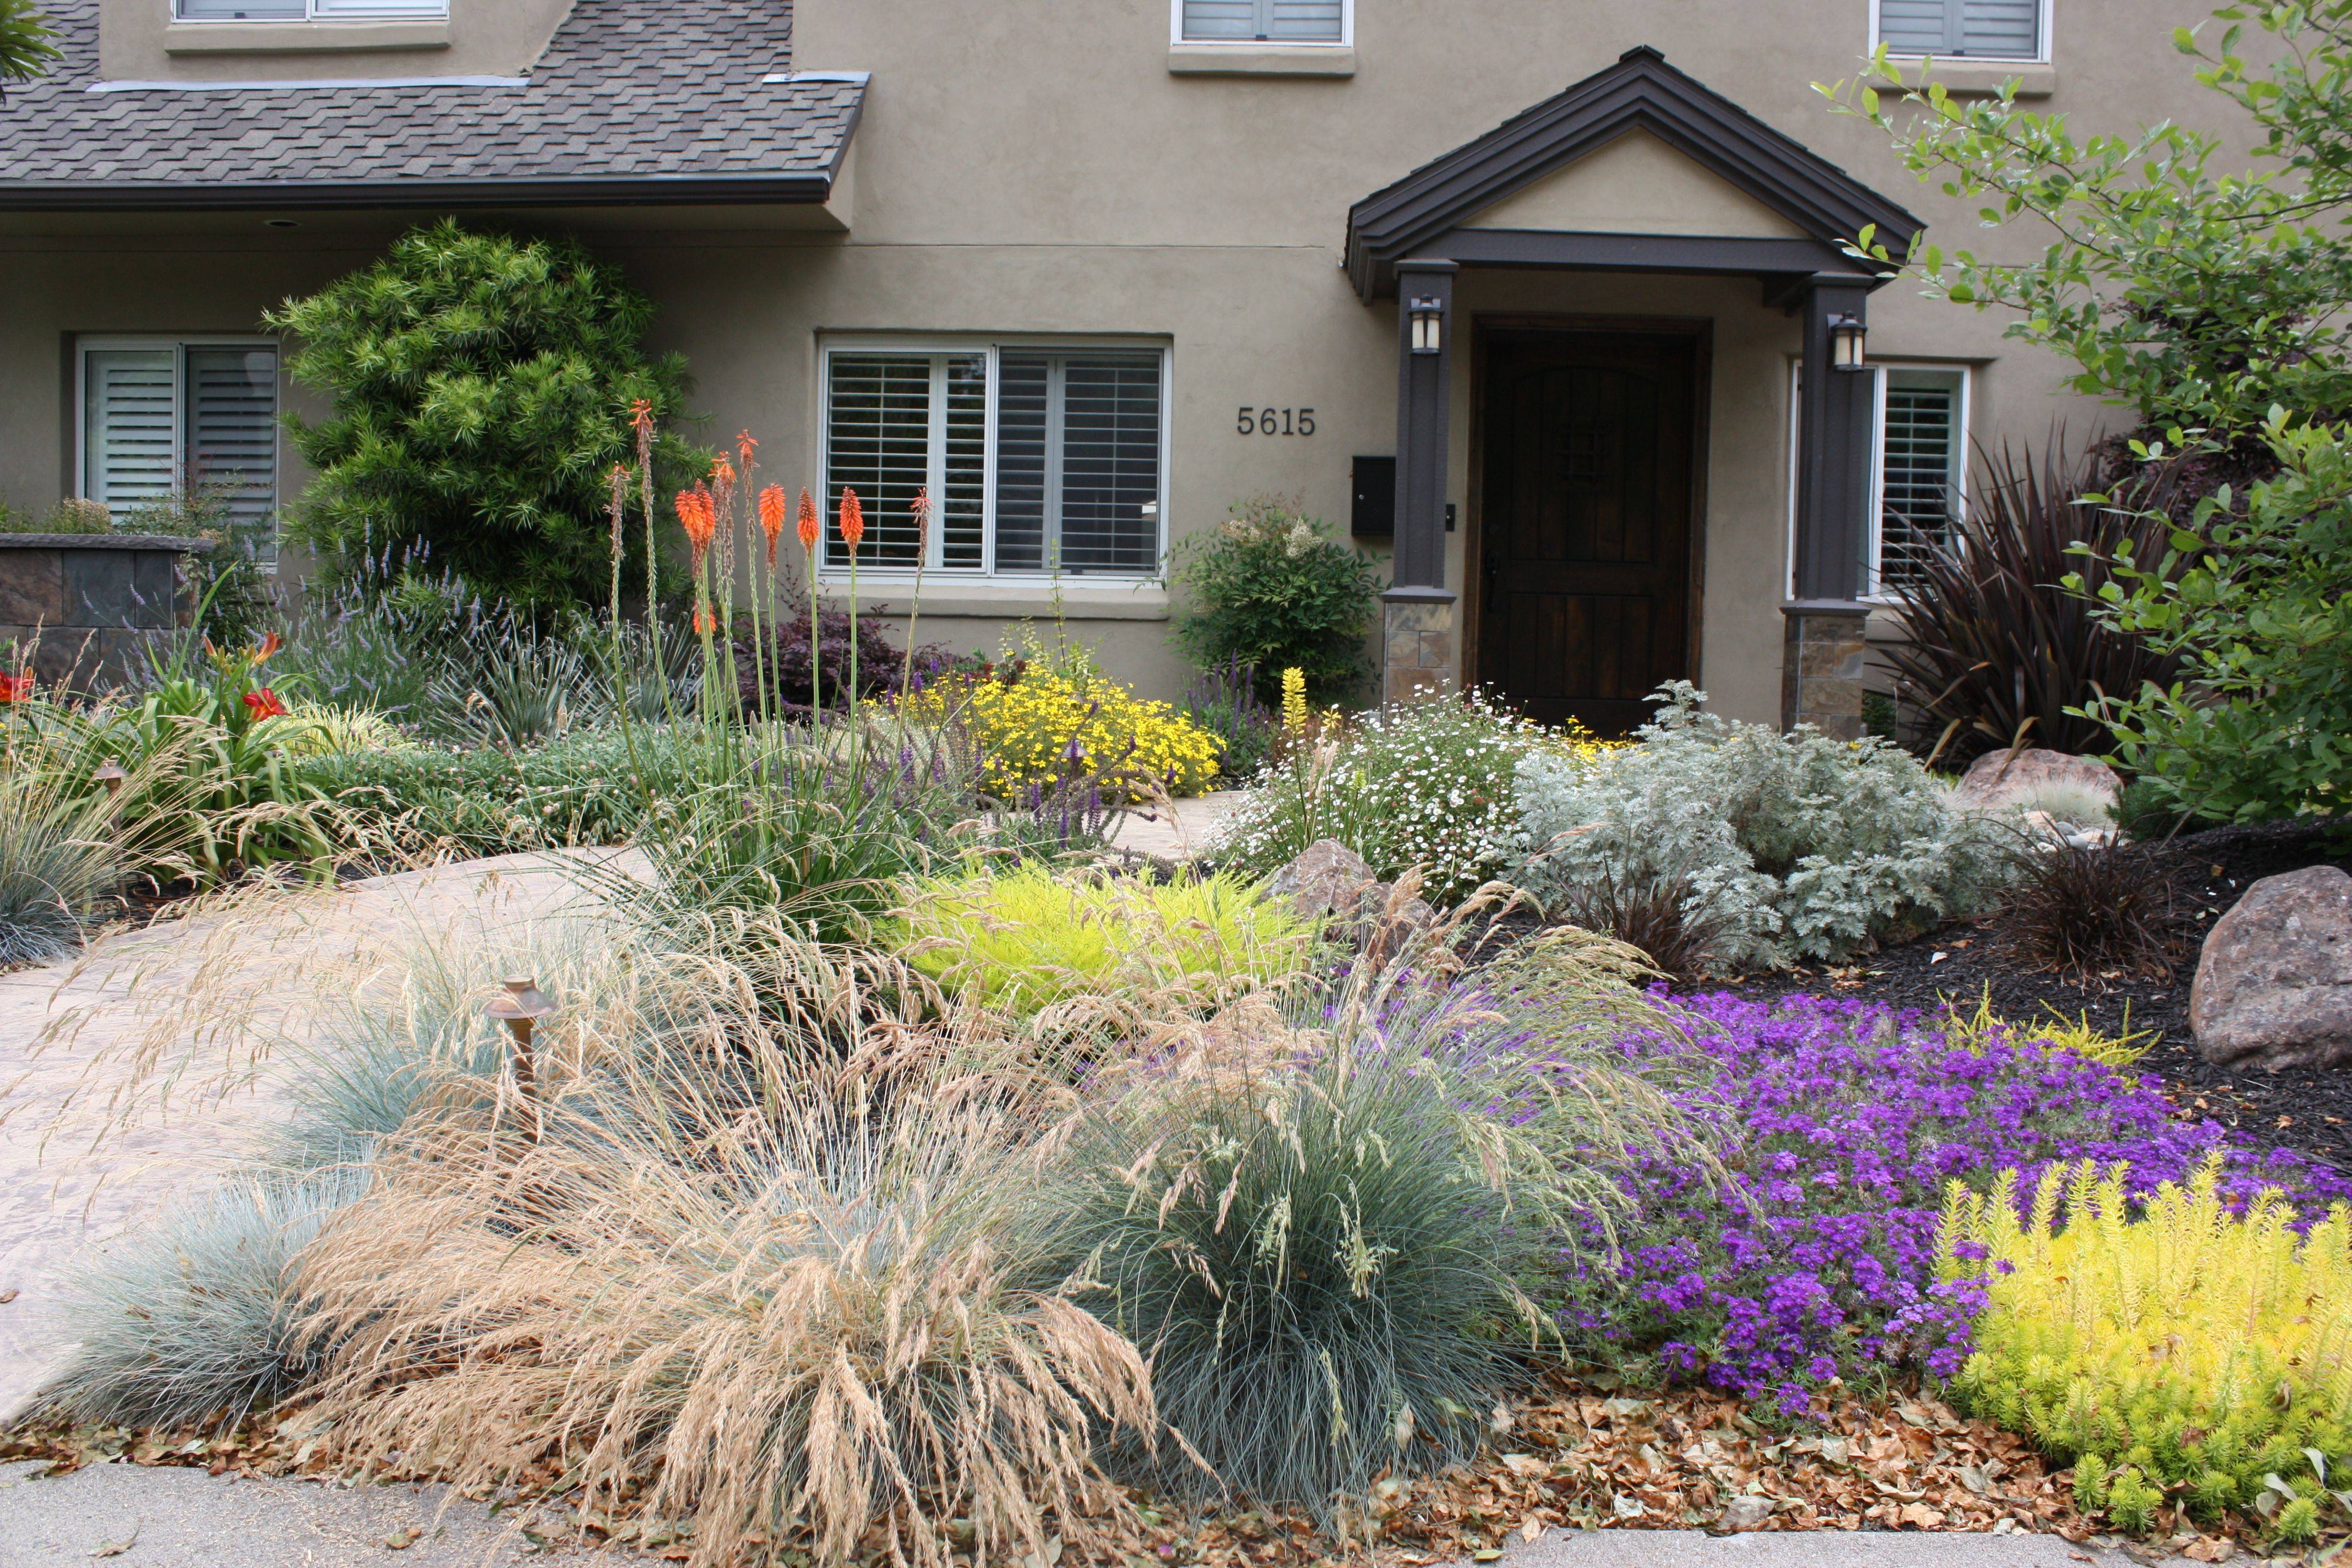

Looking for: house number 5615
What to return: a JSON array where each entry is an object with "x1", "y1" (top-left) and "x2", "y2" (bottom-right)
[{"x1": 1237, "y1": 407, "x2": 1315, "y2": 437}]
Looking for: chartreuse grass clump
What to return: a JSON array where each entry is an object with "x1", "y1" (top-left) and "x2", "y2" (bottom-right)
[
  {"x1": 1940, "y1": 1157, "x2": 2352, "y2": 1544},
  {"x1": 889, "y1": 864, "x2": 1320, "y2": 1015}
]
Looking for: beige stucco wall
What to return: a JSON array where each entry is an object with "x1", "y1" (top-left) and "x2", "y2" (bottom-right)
[
  {"x1": 4, "y1": 0, "x2": 2231, "y2": 718},
  {"x1": 99, "y1": 0, "x2": 570, "y2": 83}
]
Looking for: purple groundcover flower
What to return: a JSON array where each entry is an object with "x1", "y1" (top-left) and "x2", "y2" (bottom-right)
[{"x1": 1562, "y1": 990, "x2": 2352, "y2": 1417}]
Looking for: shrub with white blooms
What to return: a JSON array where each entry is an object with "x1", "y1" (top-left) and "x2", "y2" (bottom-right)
[
  {"x1": 1210, "y1": 688, "x2": 1606, "y2": 906},
  {"x1": 1513, "y1": 684, "x2": 2009, "y2": 972}
]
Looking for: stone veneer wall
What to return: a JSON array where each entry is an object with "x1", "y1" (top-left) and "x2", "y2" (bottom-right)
[
  {"x1": 1381, "y1": 593, "x2": 1458, "y2": 705},
  {"x1": 0, "y1": 535, "x2": 201, "y2": 686},
  {"x1": 1779, "y1": 602, "x2": 1869, "y2": 741}
]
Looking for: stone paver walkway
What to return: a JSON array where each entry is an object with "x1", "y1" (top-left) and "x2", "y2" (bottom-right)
[
  {"x1": 1109, "y1": 790, "x2": 1245, "y2": 861},
  {"x1": 0, "y1": 851, "x2": 641, "y2": 1425}
]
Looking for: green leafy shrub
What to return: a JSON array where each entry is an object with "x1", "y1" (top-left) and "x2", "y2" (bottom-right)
[
  {"x1": 1213, "y1": 690, "x2": 1609, "y2": 906},
  {"x1": 39, "y1": 1163, "x2": 372, "y2": 1430},
  {"x1": 268, "y1": 219, "x2": 701, "y2": 609},
  {"x1": 1515, "y1": 684, "x2": 2008, "y2": 972},
  {"x1": 1054, "y1": 944, "x2": 1690, "y2": 1515},
  {"x1": 889, "y1": 865, "x2": 1317, "y2": 1014},
  {"x1": 1942, "y1": 1157, "x2": 2352, "y2": 1542},
  {"x1": 2082, "y1": 416, "x2": 2352, "y2": 826},
  {"x1": 1173, "y1": 499, "x2": 1381, "y2": 706},
  {"x1": 307, "y1": 725, "x2": 717, "y2": 853}
]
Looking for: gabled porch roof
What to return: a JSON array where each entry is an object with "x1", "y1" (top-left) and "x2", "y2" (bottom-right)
[{"x1": 1343, "y1": 46, "x2": 1923, "y2": 301}]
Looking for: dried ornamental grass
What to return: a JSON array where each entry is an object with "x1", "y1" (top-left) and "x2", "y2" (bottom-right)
[
  {"x1": 293, "y1": 1032, "x2": 1153, "y2": 1568},
  {"x1": 1942, "y1": 1158, "x2": 2352, "y2": 1543}
]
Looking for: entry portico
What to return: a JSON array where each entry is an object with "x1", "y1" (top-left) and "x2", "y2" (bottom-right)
[{"x1": 1347, "y1": 47, "x2": 1924, "y2": 736}]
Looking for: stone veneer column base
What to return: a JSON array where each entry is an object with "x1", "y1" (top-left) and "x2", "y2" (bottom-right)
[
  {"x1": 1780, "y1": 600, "x2": 1869, "y2": 741},
  {"x1": 1381, "y1": 589, "x2": 1458, "y2": 705}
]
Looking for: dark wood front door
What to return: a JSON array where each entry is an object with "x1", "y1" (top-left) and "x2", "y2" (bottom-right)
[{"x1": 1477, "y1": 330, "x2": 1698, "y2": 736}]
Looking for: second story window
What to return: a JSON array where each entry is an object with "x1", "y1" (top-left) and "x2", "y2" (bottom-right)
[
  {"x1": 1876, "y1": 0, "x2": 2044, "y2": 60},
  {"x1": 175, "y1": 1, "x2": 448, "y2": 19},
  {"x1": 1179, "y1": 1, "x2": 1347, "y2": 45}
]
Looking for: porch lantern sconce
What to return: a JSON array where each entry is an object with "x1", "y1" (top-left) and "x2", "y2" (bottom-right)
[
  {"x1": 1829, "y1": 313, "x2": 1868, "y2": 371},
  {"x1": 486, "y1": 974, "x2": 554, "y2": 1118},
  {"x1": 1409, "y1": 297, "x2": 1445, "y2": 356}
]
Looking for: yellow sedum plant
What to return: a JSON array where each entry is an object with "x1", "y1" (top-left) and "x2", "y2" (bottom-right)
[
  {"x1": 908, "y1": 666, "x2": 1222, "y2": 801},
  {"x1": 889, "y1": 864, "x2": 1318, "y2": 1015},
  {"x1": 1940, "y1": 1158, "x2": 2352, "y2": 1542}
]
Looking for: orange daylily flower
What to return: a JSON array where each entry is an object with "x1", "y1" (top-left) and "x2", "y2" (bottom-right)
[
  {"x1": 796, "y1": 488, "x2": 820, "y2": 552},
  {"x1": 839, "y1": 488, "x2": 864, "y2": 549},
  {"x1": 253, "y1": 631, "x2": 282, "y2": 663},
  {"x1": 0, "y1": 671, "x2": 33, "y2": 704},
  {"x1": 242, "y1": 688, "x2": 287, "y2": 721}
]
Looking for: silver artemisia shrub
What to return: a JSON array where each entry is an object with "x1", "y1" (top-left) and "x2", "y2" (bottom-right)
[{"x1": 1514, "y1": 684, "x2": 2008, "y2": 974}]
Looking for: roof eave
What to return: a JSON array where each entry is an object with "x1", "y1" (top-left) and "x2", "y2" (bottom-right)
[{"x1": 0, "y1": 170, "x2": 838, "y2": 213}]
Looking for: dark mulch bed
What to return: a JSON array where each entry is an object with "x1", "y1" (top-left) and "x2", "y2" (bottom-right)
[{"x1": 1755, "y1": 818, "x2": 2352, "y2": 1174}]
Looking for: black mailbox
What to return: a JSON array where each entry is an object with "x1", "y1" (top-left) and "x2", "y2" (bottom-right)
[{"x1": 1351, "y1": 455, "x2": 1396, "y2": 538}]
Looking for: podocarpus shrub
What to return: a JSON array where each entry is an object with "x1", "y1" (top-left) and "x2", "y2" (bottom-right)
[
  {"x1": 889, "y1": 865, "x2": 1319, "y2": 1016},
  {"x1": 1212, "y1": 689, "x2": 1609, "y2": 906},
  {"x1": 1172, "y1": 499, "x2": 1381, "y2": 706},
  {"x1": 268, "y1": 220, "x2": 703, "y2": 609},
  {"x1": 1515, "y1": 684, "x2": 2008, "y2": 972},
  {"x1": 1943, "y1": 1159, "x2": 2352, "y2": 1544}
]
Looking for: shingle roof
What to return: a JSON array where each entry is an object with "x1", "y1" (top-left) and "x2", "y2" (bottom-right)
[{"x1": 0, "y1": 0, "x2": 863, "y2": 208}]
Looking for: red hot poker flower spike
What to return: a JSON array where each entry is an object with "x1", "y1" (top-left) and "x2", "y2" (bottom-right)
[{"x1": 839, "y1": 488, "x2": 865, "y2": 549}]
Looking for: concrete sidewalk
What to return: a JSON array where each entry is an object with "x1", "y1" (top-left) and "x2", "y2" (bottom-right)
[{"x1": 0, "y1": 1462, "x2": 2201, "y2": 1568}]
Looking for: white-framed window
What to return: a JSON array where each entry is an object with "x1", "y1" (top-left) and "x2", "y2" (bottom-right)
[
  {"x1": 1174, "y1": 0, "x2": 1349, "y2": 45},
  {"x1": 821, "y1": 339, "x2": 1169, "y2": 579},
  {"x1": 1872, "y1": 0, "x2": 2049, "y2": 61},
  {"x1": 174, "y1": 1, "x2": 448, "y2": 20},
  {"x1": 1783, "y1": 360, "x2": 1972, "y2": 599},
  {"x1": 77, "y1": 336, "x2": 281, "y2": 561}
]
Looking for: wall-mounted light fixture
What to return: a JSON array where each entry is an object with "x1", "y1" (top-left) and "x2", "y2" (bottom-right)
[
  {"x1": 1409, "y1": 297, "x2": 1445, "y2": 356},
  {"x1": 1829, "y1": 313, "x2": 1868, "y2": 371}
]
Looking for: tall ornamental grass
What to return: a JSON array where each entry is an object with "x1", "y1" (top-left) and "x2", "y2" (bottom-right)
[{"x1": 1055, "y1": 933, "x2": 1693, "y2": 1516}]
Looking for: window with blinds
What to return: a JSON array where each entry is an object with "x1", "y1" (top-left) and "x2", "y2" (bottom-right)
[
  {"x1": 823, "y1": 343, "x2": 1167, "y2": 578},
  {"x1": 80, "y1": 340, "x2": 281, "y2": 560},
  {"x1": 1876, "y1": 0, "x2": 2042, "y2": 58},
  {"x1": 175, "y1": 1, "x2": 449, "y2": 19},
  {"x1": 1179, "y1": 0, "x2": 1346, "y2": 43},
  {"x1": 1875, "y1": 368, "x2": 1966, "y2": 597}
]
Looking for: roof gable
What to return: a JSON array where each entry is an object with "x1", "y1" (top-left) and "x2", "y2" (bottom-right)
[{"x1": 1345, "y1": 47, "x2": 1923, "y2": 299}]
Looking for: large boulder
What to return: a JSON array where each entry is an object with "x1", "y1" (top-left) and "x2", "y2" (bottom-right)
[
  {"x1": 2191, "y1": 866, "x2": 2352, "y2": 1070},
  {"x1": 1947, "y1": 748, "x2": 2124, "y2": 815},
  {"x1": 1270, "y1": 838, "x2": 1435, "y2": 963}
]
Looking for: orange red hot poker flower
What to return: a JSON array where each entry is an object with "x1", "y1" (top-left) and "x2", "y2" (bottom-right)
[
  {"x1": 758, "y1": 484, "x2": 788, "y2": 567},
  {"x1": 839, "y1": 488, "x2": 865, "y2": 550},
  {"x1": 796, "y1": 488, "x2": 820, "y2": 552}
]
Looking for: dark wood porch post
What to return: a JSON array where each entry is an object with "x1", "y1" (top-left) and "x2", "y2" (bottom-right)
[
  {"x1": 1783, "y1": 276, "x2": 1874, "y2": 738},
  {"x1": 1384, "y1": 257, "x2": 1458, "y2": 704}
]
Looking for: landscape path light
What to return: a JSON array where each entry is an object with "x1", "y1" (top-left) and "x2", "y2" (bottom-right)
[
  {"x1": 486, "y1": 975, "x2": 555, "y2": 1133},
  {"x1": 91, "y1": 761, "x2": 126, "y2": 803}
]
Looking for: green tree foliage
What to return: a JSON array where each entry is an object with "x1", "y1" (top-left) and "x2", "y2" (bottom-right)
[
  {"x1": 2078, "y1": 417, "x2": 2352, "y2": 823},
  {"x1": 269, "y1": 221, "x2": 700, "y2": 609},
  {"x1": 1172, "y1": 498, "x2": 1381, "y2": 705},
  {"x1": 0, "y1": 0, "x2": 59, "y2": 91},
  {"x1": 1826, "y1": 2, "x2": 2352, "y2": 433}
]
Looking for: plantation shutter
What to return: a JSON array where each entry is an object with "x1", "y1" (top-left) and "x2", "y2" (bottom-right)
[
  {"x1": 824, "y1": 352, "x2": 986, "y2": 570},
  {"x1": 1877, "y1": 371, "x2": 1963, "y2": 595},
  {"x1": 1879, "y1": 0, "x2": 2039, "y2": 57},
  {"x1": 81, "y1": 350, "x2": 178, "y2": 515},
  {"x1": 1181, "y1": 0, "x2": 1343, "y2": 41},
  {"x1": 993, "y1": 352, "x2": 1162, "y2": 575},
  {"x1": 186, "y1": 347, "x2": 280, "y2": 559}
]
